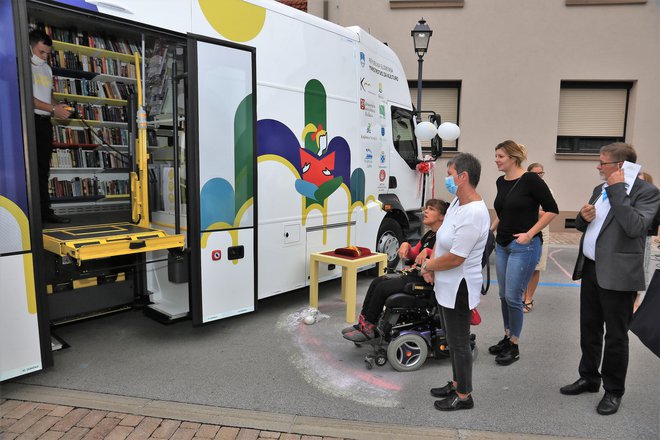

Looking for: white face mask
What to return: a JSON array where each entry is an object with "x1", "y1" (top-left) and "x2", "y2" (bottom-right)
[{"x1": 31, "y1": 53, "x2": 47, "y2": 66}]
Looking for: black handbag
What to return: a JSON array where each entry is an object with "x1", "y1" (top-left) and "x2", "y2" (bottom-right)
[{"x1": 630, "y1": 269, "x2": 660, "y2": 358}]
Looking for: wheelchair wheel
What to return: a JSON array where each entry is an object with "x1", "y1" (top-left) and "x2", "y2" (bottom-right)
[{"x1": 387, "y1": 334, "x2": 428, "y2": 372}]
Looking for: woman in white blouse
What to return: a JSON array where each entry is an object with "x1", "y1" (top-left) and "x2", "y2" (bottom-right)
[{"x1": 421, "y1": 153, "x2": 490, "y2": 411}]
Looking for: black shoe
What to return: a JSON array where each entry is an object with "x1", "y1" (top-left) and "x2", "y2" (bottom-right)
[
  {"x1": 430, "y1": 381, "x2": 456, "y2": 398},
  {"x1": 488, "y1": 335, "x2": 510, "y2": 355},
  {"x1": 495, "y1": 342, "x2": 519, "y2": 365},
  {"x1": 341, "y1": 324, "x2": 359, "y2": 335},
  {"x1": 343, "y1": 323, "x2": 376, "y2": 342},
  {"x1": 434, "y1": 394, "x2": 474, "y2": 411},
  {"x1": 560, "y1": 378, "x2": 600, "y2": 395},
  {"x1": 43, "y1": 213, "x2": 70, "y2": 224},
  {"x1": 596, "y1": 392, "x2": 621, "y2": 415}
]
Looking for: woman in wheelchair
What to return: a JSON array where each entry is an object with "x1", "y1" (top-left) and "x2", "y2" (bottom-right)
[{"x1": 342, "y1": 198, "x2": 449, "y2": 342}]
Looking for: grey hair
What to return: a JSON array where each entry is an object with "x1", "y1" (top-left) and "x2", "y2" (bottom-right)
[
  {"x1": 447, "y1": 153, "x2": 481, "y2": 187},
  {"x1": 600, "y1": 142, "x2": 637, "y2": 163}
]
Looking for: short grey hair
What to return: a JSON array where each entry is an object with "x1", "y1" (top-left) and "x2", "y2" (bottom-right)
[
  {"x1": 447, "y1": 153, "x2": 481, "y2": 188},
  {"x1": 601, "y1": 142, "x2": 637, "y2": 163}
]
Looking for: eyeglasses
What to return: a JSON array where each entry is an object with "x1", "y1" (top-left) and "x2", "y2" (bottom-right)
[
  {"x1": 599, "y1": 161, "x2": 621, "y2": 166},
  {"x1": 533, "y1": 171, "x2": 545, "y2": 177}
]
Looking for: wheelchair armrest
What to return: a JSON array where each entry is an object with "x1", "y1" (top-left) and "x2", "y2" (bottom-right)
[
  {"x1": 384, "y1": 291, "x2": 436, "y2": 309},
  {"x1": 403, "y1": 282, "x2": 434, "y2": 296}
]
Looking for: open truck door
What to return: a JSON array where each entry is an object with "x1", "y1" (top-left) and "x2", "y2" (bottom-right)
[{"x1": 186, "y1": 35, "x2": 257, "y2": 325}]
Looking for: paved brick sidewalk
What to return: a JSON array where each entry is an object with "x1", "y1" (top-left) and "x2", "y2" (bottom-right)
[
  {"x1": 0, "y1": 399, "x2": 343, "y2": 440},
  {"x1": 546, "y1": 231, "x2": 580, "y2": 246}
]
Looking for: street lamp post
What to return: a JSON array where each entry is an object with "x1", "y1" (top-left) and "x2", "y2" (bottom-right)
[{"x1": 411, "y1": 18, "x2": 432, "y2": 122}]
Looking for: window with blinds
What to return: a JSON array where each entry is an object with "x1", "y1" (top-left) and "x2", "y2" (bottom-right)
[
  {"x1": 409, "y1": 81, "x2": 460, "y2": 153},
  {"x1": 556, "y1": 81, "x2": 632, "y2": 154}
]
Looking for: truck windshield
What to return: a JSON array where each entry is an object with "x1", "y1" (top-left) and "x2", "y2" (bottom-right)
[{"x1": 391, "y1": 107, "x2": 418, "y2": 169}]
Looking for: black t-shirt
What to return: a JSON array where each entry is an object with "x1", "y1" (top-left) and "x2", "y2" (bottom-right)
[
  {"x1": 494, "y1": 172, "x2": 559, "y2": 246},
  {"x1": 420, "y1": 229, "x2": 436, "y2": 251}
]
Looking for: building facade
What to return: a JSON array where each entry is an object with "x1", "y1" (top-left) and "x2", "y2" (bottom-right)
[{"x1": 307, "y1": 0, "x2": 660, "y2": 230}]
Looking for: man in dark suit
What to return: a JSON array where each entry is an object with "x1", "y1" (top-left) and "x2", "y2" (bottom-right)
[{"x1": 561, "y1": 142, "x2": 660, "y2": 415}]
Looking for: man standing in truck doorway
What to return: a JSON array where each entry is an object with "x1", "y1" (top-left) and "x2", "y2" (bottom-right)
[{"x1": 30, "y1": 28, "x2": 71, "y2": 224}]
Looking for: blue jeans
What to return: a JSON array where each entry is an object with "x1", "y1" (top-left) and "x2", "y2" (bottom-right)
[{"x1": 495, "y1": 236, "x2": 542, "y2": 339}]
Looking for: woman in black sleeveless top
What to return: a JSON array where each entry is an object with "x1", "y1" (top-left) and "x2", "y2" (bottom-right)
[{"x1": 488, "y1": 140, "x2": 558, "y2": 366}]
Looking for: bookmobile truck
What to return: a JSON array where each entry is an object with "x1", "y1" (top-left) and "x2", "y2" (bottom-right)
[{"x1": 1, "y1": 0, "x2": 441, "y2": 380}]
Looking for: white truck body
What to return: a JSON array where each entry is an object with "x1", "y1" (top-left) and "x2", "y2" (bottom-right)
[{"x1": 0, "y1": 0, "x2": 427, "y2": 380}]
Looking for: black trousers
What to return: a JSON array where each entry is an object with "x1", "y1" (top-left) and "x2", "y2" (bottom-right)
[
  {"x1": 441, "y1": 279, "x2": 472, "y2": 395},
  {"x1": 34, "y1": 115, "x2": 53, "y2": 215},
  {"x1": 579, "y1": 258, "x2": 636, "y2": 396},
  {"x1": 361, "y1": 273, "x2": 425, "y2": 323}
]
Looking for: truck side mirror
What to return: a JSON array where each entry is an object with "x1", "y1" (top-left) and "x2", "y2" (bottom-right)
[
  {"x1": 430, "y1": 135, "x2": 442, "y2": 158},
  {"x1": 428, "y1": 114, "x2": 442, "y2": 158}
]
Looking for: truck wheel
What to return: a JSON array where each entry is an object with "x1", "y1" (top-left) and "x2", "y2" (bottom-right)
[{"x1": 376, "y1": 218, "x2": 403, "y2": 271}]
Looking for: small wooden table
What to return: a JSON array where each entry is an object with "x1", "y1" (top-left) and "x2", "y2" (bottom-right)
[{"x1": 309, "y1": 251, "x2": 388, "y2": 323}]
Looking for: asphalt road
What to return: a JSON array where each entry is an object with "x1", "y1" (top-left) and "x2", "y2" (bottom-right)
[{"x1": 11, "y1": 244, "x2": 660, "y2": 440}]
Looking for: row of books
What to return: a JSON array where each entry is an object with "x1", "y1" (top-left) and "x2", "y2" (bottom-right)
[
  {"x1": 62, "y1": 102, "x2": 127, "y2": 123},
  {"x1": 53, "y1": 76, "x2": 101, "y2": 97},
  {"x1": 54, "y1": 76, "x2": 136, "y2": 100},
  {"x1": 98, "y1": 81, "x2": 135, "y2": 100},
  {"x1": 50, "y1": 149, "x2": 129, "y2": 170},
  {"x1": 48, "y1": 177, "x2": 129, "y2": 199},
  {"x1": 52, "y1": 126, "x2": 129, "y2": 146},
  {"x1": 51, "y1": 50, "x2": 137, "y2": 78},
  {"x1": 35, "y1": 23, "x2": 142, "y2": 56}
]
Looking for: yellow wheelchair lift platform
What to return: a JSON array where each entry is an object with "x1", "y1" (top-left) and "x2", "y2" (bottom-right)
[
  {"x1": 42, "y1": 56, "x2": 184, "y2": 265},
  {"x1": 43, "y1": 223, "x2": 184, "y2": 263}
]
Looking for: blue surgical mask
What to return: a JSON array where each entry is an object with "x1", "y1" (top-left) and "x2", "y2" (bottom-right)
[{"x1": 445, "y1": 175, "x2": 458, "y2": 195}]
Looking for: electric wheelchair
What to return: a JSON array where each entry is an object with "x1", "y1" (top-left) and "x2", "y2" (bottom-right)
[{"x1": 354, "y1": 272, "x2": 477, "y2": 371}]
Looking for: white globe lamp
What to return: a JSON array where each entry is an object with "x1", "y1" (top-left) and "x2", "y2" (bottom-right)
[
  {"x1": 437, "y1": 122, "x2": 460, "y2": 141},
  {"x1": 414, "y1": 121, "x2": 438, "y2": 140}
]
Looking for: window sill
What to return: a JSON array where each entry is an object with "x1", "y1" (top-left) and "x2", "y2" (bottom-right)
[
  {"x1": 555, "y1": 153, "x2": 599, "y2": 161},
  {"x1": 436, "y1": 150, "x2": 460, "y2": 159},
  {"x1": 566, "y1": 0, "x2": 646, "y2": 6},
  {"x1": 390, "y1": 0, "x2": 464, "y2": 9}
]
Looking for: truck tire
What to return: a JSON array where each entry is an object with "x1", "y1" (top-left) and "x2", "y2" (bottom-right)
[{"x1": 376, "y1": 218, "x2": 404, "y2": 271}]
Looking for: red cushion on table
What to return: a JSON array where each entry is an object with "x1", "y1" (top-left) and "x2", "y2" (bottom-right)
[{"x1": 323, "y1": 247, "x2": 373, "y2": 259}]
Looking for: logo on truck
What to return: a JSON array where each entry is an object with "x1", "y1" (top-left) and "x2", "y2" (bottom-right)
[{"x1": 256, "y1": 79, "x2": 366, "y2": 207}]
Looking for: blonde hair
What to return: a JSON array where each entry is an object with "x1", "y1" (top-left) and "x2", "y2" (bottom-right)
[
  {"x1": 496, "y1": 140, "x2": 527, "y2": 167},
  {"x1": 639, "y1": 172, "x2": 653, "y2": 184}
]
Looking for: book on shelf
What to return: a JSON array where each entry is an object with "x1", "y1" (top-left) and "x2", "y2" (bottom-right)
[
  {"x1": 52, "y1": 125, "x2": 128, "y2": 146},
  {"x1": 53, "y1": 126, "x2": 91, "y2": 144},
  {"x1": 49, "y1": 176, "x2": 128, "y2": 199},
  {"x1": 57, "y1": 102, "x2": 127, "y2": 123},
  {"x1": 49, "y1": 176, "x2": 100, "y2": 198},
  {"x1": 50, "y1": 148, "x2": 128, "y2": 170},
  {"x1": 35, "y1": 22, "x2": 142, "y2": 57},
  {"x1": 51, "y1": 49, "x2": 136, "y2": 79}
]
